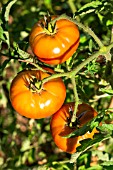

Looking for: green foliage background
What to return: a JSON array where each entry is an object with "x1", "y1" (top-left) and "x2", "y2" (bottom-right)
[{"x1": 0, "y1": 0, "x2": 113, "y2": 169}]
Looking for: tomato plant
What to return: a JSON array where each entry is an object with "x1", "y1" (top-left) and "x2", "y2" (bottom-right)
[
  {"x1": 50, "y1": 102, "x2": 98, "y2": 154},
  {"x1": 29, "y1": 15, "x2": 80, "y2": 65},
  {"x1": 1, "y1": 0, "x2": 113, "y2": 169},
  {"x1": 10, "y1": 68, "x2": 66, "y2": 119}
]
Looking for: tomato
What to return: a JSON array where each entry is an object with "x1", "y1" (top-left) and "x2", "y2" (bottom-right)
[
  {"x1": 50, "y1": 102, "x2": 98, "y2": 154},
  {"x1": 29, "y1": 16, "x2": 80, "y2": 65},
  {"x1": 10, "y1": 68, "x2": 66, "y2": 119}
]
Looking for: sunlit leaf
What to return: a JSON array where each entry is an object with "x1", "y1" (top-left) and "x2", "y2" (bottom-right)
[
  {"x1": 76, "y1": 133, "x2": 110, "y2": 153},
  {"x1": 101, "y1": 161, "x2": 113, "y2": 166},
  {"x1": 97, "y1": 124, "x2": 113, "y2": 133},
  {"x1": 3, "y1": 31, "x2": 10, "y2": 47},
  {"x1": 89, "y1": 39, "x2": 93, "y2": 52},
  {"x1": 4, "y1": 0, "x2": 17, "y2": 22},
  {"x1": 21, "y1": 139, "x2": 31, "y2": 152},
  {"x1": 74, "y1": 1, "x2": 102, "y2": 16},
  {"x1": 100, "y1": 88, "x2": 113, "y2": 95},
  {"x1": 13, "y1": 42, "x2": 30, "y2": 58},
  {"x1": 106, "y1": 20, "x2": 113, "y2": 26},
  {"x1": 0, "y1": 26, "x2": 5, "y2": 41},
  {"x1": 64, "y1": 113, "x2": 104, "y2": 138}
]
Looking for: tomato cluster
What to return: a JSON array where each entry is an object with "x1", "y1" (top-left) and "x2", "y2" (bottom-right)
[{"x1": 10, "y1": 15, "x2": 98, "y2": 154}]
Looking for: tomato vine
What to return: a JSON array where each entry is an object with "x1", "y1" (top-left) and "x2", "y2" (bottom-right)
[{"x1": 1, "y1": 0, "x2": 113, "y2": 167}]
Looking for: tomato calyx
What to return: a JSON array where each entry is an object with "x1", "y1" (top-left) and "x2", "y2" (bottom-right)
[
  {"x1": 67, "y1": 108, "x2": 90, "y2": 129},
  {"x1": 26, "y1": 76, "x2": 43, "y2": 93},
  {"x1": 67, "y1": 117, "x2": 79, "y2": 129},
  {"x1": 41, "y1": 15, "x2": 57, "y2": 35}
]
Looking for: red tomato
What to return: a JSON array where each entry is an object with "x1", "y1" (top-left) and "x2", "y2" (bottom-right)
[
  {"x1": 29, "y1": 16, "x2": 80, "y2": 65},
  {"x1": 50, "y1": 102, "x2": 98, "y2": 154},
  {"x1": 10, "y1": 68, "x2": 66, "y2": 119}
]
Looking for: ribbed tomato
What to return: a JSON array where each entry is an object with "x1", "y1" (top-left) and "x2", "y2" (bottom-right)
[
  {"x1": 50, "y1": 102, "x2": 98, "y2": 154},
  {"x1": 29, "y1": 16, "x2": 80, "y2": 65},
  {"x1": 10, "y1": 68, "x2": 66, "y2": 119}
]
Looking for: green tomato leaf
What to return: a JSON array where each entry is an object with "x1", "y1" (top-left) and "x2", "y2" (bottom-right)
[
  {"x1": 74, "y1": 1, "x2": 102, "y2": 16},
  {"x1": 0, "y1": 26, "x2": 5, "y2": 49},
  {"x1": 3, "y1": 31, "x2": 10, "y2": 47},
  {"x1": 0, "y1": 26, "x2": 10, "y2": 47},
  {"x1": 76, "y1": 132, "x2": 111, "y2": 153},
  {"x1": 64, "y1": 124, "x2": 90, "y2": 138},
  {"x1": 64, "y1": 113, "x2": 104, "y2": 138},
  {"x1": 71, "y1": 131, "x2": 111, "y2": 162},
  {"x1": 4, "y1": 0, "x2": 17, "y2": 22},
  {"x1": 0, "y1": 59, "x2": 10, "y2": 75},
  {"x1": 100, "y1": 88, "x2": 113, "y2": 95},
  {"x1": 97, "y1": 124, "x2": 113, "y2": 133},
  {"x1": 13, "y1": 42, "x2": 30, "y2": 59},
  {"x1": 101, "y1": 161, "x2": 113, "y2": 166},
  {"x1": 0, "y1": 26, "x2": 5, "y2": 41},
  {"x1": 106, "y1": 20, "x2": 113, "y2": 26}
]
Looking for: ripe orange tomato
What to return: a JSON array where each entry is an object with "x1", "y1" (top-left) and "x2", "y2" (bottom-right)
[
  {"x1": 50, "y1": 102, "x2": 98, "y2": 154},
  {"x1": 10, "y1": 68, "x2": 66, "y2": 119},
  {"x1": 29, "y1": 16, "x2": 80, "y2": 65}
]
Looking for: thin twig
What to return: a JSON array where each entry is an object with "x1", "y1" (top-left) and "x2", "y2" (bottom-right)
[
  {"x1": 51, "y1": 14, "x2": 104, "y2": 48},
  {"x1": 110, "y1": 26, "x2": 113, "y2": 43},
  {"x1": 42, "y1": 44, "x2": 113, "y2": 84},
  {"x1": 18, "y1": 59, "x2": 47, "y2": 72},
  {"x1": 70, "y1": 77, "x2": 79, "y2": 123}
]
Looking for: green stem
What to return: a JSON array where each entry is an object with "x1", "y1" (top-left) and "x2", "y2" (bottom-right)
[
  {"x1": 18, "y1": 59, "x2": 47, "y2": 72},
  {"x1": 71, "y1": 49, "x2": 102, "y2": 75},
  {"x1": 41, "y1": 44, "x2": 113, "y2": 124},
  {"x1": 42, "y1": 72, "x2": 69, "y2": 84},
  {"x1": 110, "y1": 26, "x2": 113, "y2": 43},
  {"x1": 42, "y1": 44, "x2": 113, "y2": 84},
  {"x1": 51, "y1": 14, "x2": 104, "y2": 48},
  {"x1": 67, "y1": 0, "x2": 76, "y2": 14},
  {"x1": 70, "y1": 77, "x2": 79, "y2": 123}
]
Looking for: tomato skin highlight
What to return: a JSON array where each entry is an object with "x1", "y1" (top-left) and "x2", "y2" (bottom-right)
[
  {"x1": 29, "y1": 16, "x2": 80, "y2": 65},
  {"x1": 50, "y1": 103, "x2": 98, "y2": 154},
  {"x1": 10, "y1": 69, "x2": 66, "y2": 119}
]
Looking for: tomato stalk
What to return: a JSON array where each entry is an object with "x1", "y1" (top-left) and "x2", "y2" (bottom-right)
[
  {"x1": 35, "y1": 81, "x2": 42, "y2": 91},
  {"x1": 41, "y1": 43, "x2": 113, "y2": 85},
  {"x1": 18, "y1": 14, "x2": 113, "y2": 122},
  {"x1": 50, "y1": 14, "x2": 104, "y2": 48},
  {"x1": 70, "y1": 77, "x2": 80, "y2": 123},
  {"x1": 41, "y1": 43, "x2": 113, "y2": 123},
  {"x1": 50, "y1": 14, "x2": 113, "y2": 61},
  {"x1": 67, "y1": 0, "x2": 78, "y2": 17}
]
